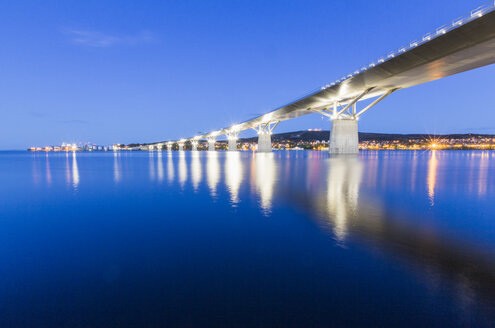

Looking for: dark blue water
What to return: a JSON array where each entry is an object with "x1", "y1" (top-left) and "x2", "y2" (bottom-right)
[{"x1": 0, "y1": 150, "x2": 494, "y2": 327}]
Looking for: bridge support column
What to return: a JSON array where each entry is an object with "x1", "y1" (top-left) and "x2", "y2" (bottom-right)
[
  {"x1": 254, "y1": 122, "x2": 278, "y2": 152},
  {"x1": 329, "y1": 118, "x2": 358, "y2": 155},
  {"x1": 208, "y1": 137, "x2": 216, "y2": 151},
  {"x1": 191, "y1": 140, "x2": 198, "y2": 151},
  {"x1": 227, "y1": 131, "x2": 239, "y2": 151},
  {"x1": 257, "y1": 133, "x2": 272, "y2": 152},
  {"x1": 228, "y1": 139, "x2": 237, "y2": 151},
  {"x1": 323, "y1": 88, "x2": 397, "y2": 154}
]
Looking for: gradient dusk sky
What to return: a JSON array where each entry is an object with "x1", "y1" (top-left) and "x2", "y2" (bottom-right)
[{"x1": 1, "y1": 0, "x2": 494, "y2": 149}]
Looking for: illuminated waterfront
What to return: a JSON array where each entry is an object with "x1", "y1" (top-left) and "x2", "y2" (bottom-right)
[
  {"x1": 0, "y1": 150, "x2": 494, "y2": 326},
  {"x1": 29, "y1": 133, "x2": 495, "y2": 152}
]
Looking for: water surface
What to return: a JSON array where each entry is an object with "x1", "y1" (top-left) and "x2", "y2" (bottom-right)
[{"x1": 0, "y1": 150, "x2": 494, "y2": 327}]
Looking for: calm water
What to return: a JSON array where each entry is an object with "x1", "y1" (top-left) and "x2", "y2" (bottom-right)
[{"x1": 0, "y1": 150, "x2": 494, "y2": 327}]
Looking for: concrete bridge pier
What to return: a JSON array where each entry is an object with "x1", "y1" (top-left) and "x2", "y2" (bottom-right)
[
  {"x1": 329, "y1": 118, "x2": 359, "y2": 155},
  {"x1": 254, "y1": 122, "x2": 278, "y2": 152},
  {"x1": 191, "y1": 140, "x2": 198, "y2": 151},
  {"x1": 257, "y1": 133, "x2": 272, "y2": 152},
  {"x1": 207, "y1": 137, "x2": 216, "y2": 151},
  {"x1": 228, "y1": 139, "x2": 237, "y2": 151},
  {"x1": 325, "y1": 89, "x2": 397, "y2": 155},
  {"x1": 227, "y1": 131, "x2": 239, "y2": 151}
]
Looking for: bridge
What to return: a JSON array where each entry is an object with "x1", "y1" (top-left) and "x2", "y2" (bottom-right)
[{"x1": 149, "y1": 1, "x2": 495, "y2": 154}]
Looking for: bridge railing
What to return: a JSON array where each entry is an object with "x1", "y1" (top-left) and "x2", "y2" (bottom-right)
[{"x1": 320, "y1": 1, "x2": 495, "y2": 91}]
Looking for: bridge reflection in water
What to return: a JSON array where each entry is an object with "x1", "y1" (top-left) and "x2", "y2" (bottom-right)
[
  {"x1": 138, "y1": 150, "x2": 495, "y2": 310},
  {"x1": 157, "y1": 150, "x2": 164, "y2": 182},
  {"x1": 284, "y1": 152, "x2": 495, "y2": 311},
  {"x1": 254, "y1": 153, "x2": 276, "y2": 215},
  {"x1": 225, "y1": 152, "x2": 242, "y2": 205},
  {"x1": 148, "y1": 151, "x2": 155, "y2": 181},
  {"x1": 178, "y1": 151, "x2": 187, "y2": 188},
  {"x1": 190, "y1": 151, "x2": 201, "y2": 191},
  {"x1": 166, "y1": 151, "x2": 174, "y2": 183},
  {"x1": 206, "y1": 151, "x2": 220, "y2": 198},
  {"x1": 325, "y1": 156, "x2": 362, "y2": 242},
  {"x1": 25, "y1": 150, "x2": 495, "y2": 318}
]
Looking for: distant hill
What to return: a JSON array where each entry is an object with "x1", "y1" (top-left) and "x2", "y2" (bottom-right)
[{"x1": 239, "y1": 130, "x2": 495, "y2": 142}]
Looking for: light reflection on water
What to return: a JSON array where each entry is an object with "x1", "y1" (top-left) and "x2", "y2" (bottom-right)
[
  {"x1": 428, "y1": 150, "x2": 438, "y2": 205},
  {"x1": 71, "y1": 151, "x2": 79, "y2": 189},
  {"x1": 3, "y1": 150, "x2": 495, "y2": 326},
  {"x1": 45, "y1": 152, "x2": 52, "y2": 185},
  {"x1": 225, "y1": 152, "x2": 242, "y2": 204},
  {"x1": 35, "y1": 150, "x2": 495, "y2": 250},
  {"x1": 166, "y1": 151, "x2": 174, "y2": 183},
  {"x1": 478, "y1": 151, "x2": 489, "y2": 196},
  {"x1": 178, "y1": 151, "x2": 187, "y2": 187},
  {"x1": 254, "y1": 153, "x2": 276, "y2": 214},
  {"x1": 326, "y1": 155, "x2": 362, "y2": 242},
  {"x1": 148, "y1": 151, "x2": 155, "y2": 181},
  {"x1": 113, "y1": 151, "x2": 121, "y2": 183},
  {"x1": 206, "y1": 151, "x2": 220, "y2": 198},
  {"x1": 156, "y1": 150, "x2": 164, "y2": 182},
  {"x1": 191, "y1": 151, "x2": 202, "y2": 191},
  {"x1": 65, "y1": 151, "x2": 71, "y2": 185}
]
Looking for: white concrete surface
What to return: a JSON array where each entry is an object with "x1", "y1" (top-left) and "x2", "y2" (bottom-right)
[
  {"x1": 329, "y1": 119, "x2": 359, "y2": 154},
  {"x1": 257, "y1": 133, "x2": 272, "y2": 152},
  {"x1": 228, "y1": 139, "x2": 237, "y2": 151}
]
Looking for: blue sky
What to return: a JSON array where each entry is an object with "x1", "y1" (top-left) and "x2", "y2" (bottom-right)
[{"x1": 0, "y1": 0, "x2": 493, "y2": 149}]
